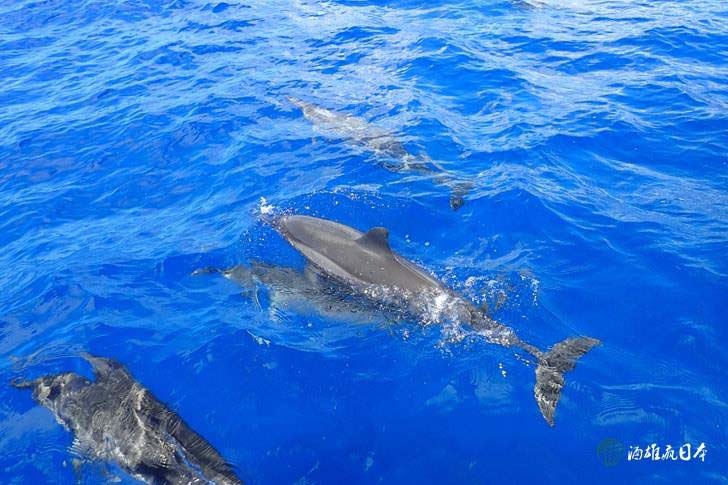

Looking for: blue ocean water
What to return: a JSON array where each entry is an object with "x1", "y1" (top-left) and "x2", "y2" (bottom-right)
[{"x1": 1, "y1": 0, "x2": 727, "y2": 482}]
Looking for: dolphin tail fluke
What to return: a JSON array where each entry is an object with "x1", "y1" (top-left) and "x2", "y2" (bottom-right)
[
  {"x1": 449, "y1": 193, "x2": 465, "y2": 211},
  {"x1": 448, "y1": 180, "x2": 474, "y2": 211},
  {"x1": 449, "y1": 193, "x2": 466, "y2": 211},
  {"x1": 534, "y1": 336, "x2": 599, "y2": 426}
]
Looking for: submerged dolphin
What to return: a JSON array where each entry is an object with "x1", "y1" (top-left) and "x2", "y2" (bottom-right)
[
  {"x1": 12, "y1": 354, "x2": 241, "y2": 485},
  {"x1": 193, "y1": 261, "x2": 387, "y2": 324},
  {"x1": 276, "y1": 215, "x2": 599, "y2": 426},
  {"x1": 288, "y1": 97, "x2": 472, "y2": 210}
]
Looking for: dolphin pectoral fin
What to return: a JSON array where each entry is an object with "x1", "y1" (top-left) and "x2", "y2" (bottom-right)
[
  {"x1": 534, "y1": 337, "x2": 600, "y2": 426},
  {"x1": 241, "y1": 286, "x2": 262, "y2": 310}
]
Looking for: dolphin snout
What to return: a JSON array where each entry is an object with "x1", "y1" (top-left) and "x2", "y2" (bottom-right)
[
  {"x1": 277, "y1": 215, "x2": 302, "y2": 239},
  {"x1": 10, "y1": 378, "x2": 37, "y2": 390},
  {"x1": 276, "y1": 215, "x2": 332, "y2": 249},
  {"x1": 276, "y1": 215, "x2": 296, "y2": 241},
  {"x1": 286, "y1": 96, "x2": 305, "y2": 109}
]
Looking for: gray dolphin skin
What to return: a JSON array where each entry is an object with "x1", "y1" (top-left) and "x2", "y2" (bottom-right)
[
  {"x1": 288, "y1": 96, "x2": 472, "y2": 210},
  {"x1": 12, "y1": 354, "x2": 241, "y2": 485},
  {"x1": 276, "y1": 214, "x2": 599, "y2": 426}
]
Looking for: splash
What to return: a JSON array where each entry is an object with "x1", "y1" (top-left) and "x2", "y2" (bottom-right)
[
  {"x1": 258, "y1": 197, "x2": 275, "y2": 216},
  {"x1": 247, "y1": 330, "x2": 271, "y2": 347}
]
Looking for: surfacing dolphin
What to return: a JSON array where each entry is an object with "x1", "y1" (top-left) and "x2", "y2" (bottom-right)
[
  {"x1": 12, "y1": 354, "x2": 242, "y2": 485},
  {"x1": 288, "y1": 97, "x2": 472, "y2": 210},
  {"x1": 276, "y1": 214, "x2": 599, "y2": 426}
]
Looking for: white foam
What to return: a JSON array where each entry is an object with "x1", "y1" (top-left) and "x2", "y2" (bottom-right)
[
  {"x1": 258, "y1": 197, "x2": 274, "y2": 215},
  {"x1": 247, "y1": 330, "x2": 271, "y2": 347}
]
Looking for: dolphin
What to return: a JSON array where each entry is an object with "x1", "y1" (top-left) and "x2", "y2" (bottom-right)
[
  {"x1": 193, "y1": 261, "x2": 388, "y2": 324},
  {"x1": 288, "y1": 97, "x2": 472, "y2": 210},
  {"x1": 12, "y1": 354, "x2": 242, "y2": 485},
  {"x1": 276, "y1": 214, "x2": 599, "y2": 426}
]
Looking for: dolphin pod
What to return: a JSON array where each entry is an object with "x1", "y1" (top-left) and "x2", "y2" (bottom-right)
[
  {"x1": 13, "y1": 354, "x2": 242, "y2": 485},
  {"x1": 274, "y1": 214, "x2": 599, "y2": 426},
  {"x1": 12, "y1": 94, "x2": 598, "y2": 481},
  {"x1": 288, "y1": 97, "x2": 473, "y2": 210}
]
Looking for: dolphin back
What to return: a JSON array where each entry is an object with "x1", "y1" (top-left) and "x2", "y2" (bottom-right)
[{"x1": 277, "y1": 215, "x2": 443, "y2": 294}]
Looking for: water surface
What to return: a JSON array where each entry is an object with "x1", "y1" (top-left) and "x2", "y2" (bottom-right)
[{"x1": 1, "y1": 0, "x2": 726, "y2": 483}]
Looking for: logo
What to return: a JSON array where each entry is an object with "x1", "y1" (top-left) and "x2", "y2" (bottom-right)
[
  {"x1": 596, "y1": 439, "x2": 708, "y2": 466},
  {"x1": 596, "y1": 438, "x2": 625, "y2": 467},
  {"x1": 627, "y1": 442, "x2": 707, "y2": 462}
]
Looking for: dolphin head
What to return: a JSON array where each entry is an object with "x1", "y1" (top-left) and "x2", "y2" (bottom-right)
[
  {"x1": 82, "y1": 354, "x2": 124, "y2": 376},
  {"x1": 277, "y1": 215, "x2": 362, "y2": 254},
  {"x1": 277, "y1": 214, "x2": 389, "y2": 287},
  {"x1": 286, "y1": 96, "x2": 308, "y2": 110},
  {"x1": 13, "y1": 373, "x2": 89, "y2": 412}
]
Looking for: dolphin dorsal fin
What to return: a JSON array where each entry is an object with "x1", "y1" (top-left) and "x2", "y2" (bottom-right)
[
  {"x1": 82, "y1": 353, "x2": 131, "y2": 382},
  {"x1": 357, "y1": 227, "x2": 392, "y2": 253}
]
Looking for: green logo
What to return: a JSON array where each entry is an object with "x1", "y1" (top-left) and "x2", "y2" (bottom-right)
[{"x1": 597, "y1": 438, "x2": 625, "y2": 467}]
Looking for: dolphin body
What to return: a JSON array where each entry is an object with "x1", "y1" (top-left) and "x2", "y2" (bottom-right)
[
  {"x1": 288, "y1": 97, "x2": 472, "y2": 210},
  {"x1": 276, "y1": 215, "x2": 599, "y2": 426},
  {"x1": 13, "y1": 355, "x2": 241, "y2": 485}
]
